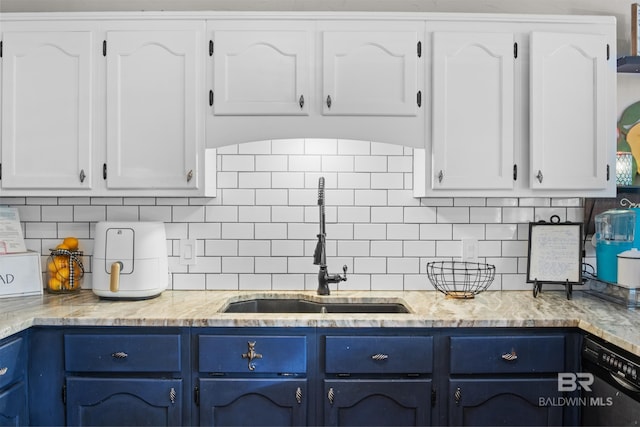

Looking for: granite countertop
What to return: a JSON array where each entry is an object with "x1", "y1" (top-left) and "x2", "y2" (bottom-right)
[{"x1": 1, "y1": 290, "x2": 638, "y2": 356}]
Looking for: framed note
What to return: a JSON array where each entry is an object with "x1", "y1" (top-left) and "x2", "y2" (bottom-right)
[{"x1": 526, "y1": 222, "x2": 582, "y2": 284}]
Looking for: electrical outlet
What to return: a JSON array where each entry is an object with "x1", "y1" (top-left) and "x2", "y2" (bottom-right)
[
  {"x1": 462, "y1": 239, "x2": 478, "y2": 261},
  {"x1": 179, "y1": 239, "x2": 197, "y2": 265}
]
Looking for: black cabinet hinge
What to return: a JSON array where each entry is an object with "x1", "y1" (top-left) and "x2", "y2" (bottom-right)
[
  {"x1": 513, "y1": 164, "x2": 518, "y2": 181},
  {"x1": 209, "y1": 90, "x2": 214, "y2": 106},
  {"x1": 194, "y1": 386, "x2": 200, "y2": 406},
  {"x1": 417, "y1": 41, "x2": 422, "y2": 58},
  {"x1": 62, "y1": 384, "x2": 67, "y2": 404},
  {"x1": 209, "y1": 40, "x2": 213, "y2": 56},
  {"x1": 102, "y1": 163, "x2": 107, "y2": 180},
  {"x1": 417, "y1": 90, "x2": 422, "y2": 108},
  {"x1": 431, "y1": 389, "x2": 436, "y2": 407},
  {"x1": 606, "y1": 164, "x2": 610, "y2": 181},
  {"x1": 514, "y1": 42, "x2": 518, "y2": 59},
  {"x1": 103, "y1": 40, "x2": 107, "y2": 57}
]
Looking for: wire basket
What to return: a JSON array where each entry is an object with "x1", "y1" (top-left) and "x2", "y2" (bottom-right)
[{"x1": 426, "y1": 261, "x2": 496, "y2": 299}]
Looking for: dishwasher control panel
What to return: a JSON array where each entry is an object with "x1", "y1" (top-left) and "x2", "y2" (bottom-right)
[{"x1": 583, "y1": 336, "x2": 640, "y2": 388}]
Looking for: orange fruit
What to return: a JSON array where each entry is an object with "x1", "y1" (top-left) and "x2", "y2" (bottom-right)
[
  {"x1": 56, "y1": 243, "x2": 70, "y2": 251},
  {"x1": 62, "y1": 237, "x2": 79, "y2": 251},
  {"x1": 55, "y1": 267, "x2": 71, "y2": 281},
  {"x1": 48, "y1": 277, "x2": 62, "y2": 291}
]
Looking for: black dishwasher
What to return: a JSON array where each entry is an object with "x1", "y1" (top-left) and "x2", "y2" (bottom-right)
[{"x1": 581, "y1": 335, "x2": 640, "y2": 425}]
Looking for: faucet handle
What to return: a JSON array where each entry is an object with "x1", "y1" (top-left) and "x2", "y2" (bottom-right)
[{"x1": 342, "y1": 265, "x2": 348, "y2": 281}]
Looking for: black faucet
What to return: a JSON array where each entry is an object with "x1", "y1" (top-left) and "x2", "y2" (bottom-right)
[{"x1": 313, "y1": 177, "x2": 347, "y2": 295}]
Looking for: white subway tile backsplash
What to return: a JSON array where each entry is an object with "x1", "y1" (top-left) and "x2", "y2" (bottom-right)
[
  {"x1": 370, "y1": 207, "x2": 403, "y2": 223},
  {"x1": 206, "y1": 273, "x2": 238, "y2": 290},
  {"x1": 371, "y1": 241, "x2": 403, "y2": 257},
  {"x1": 238, "y1": 240, "x2": 270, "y2": 257},
  {"x1": 239, "y1": 172, "x2": 272, "y2": 189},
  {"x1": 255, "y1": 257, "x2": 288, "y2": 273},
  {"x1": 222, "y1": 223, "x2": 254, "y2": 239},
  {"x1": 222, "y1": 155, "x2": 255, "y2": 171},
  {"x1": 387, "y1": 258, "x2": 419, "y2": 274},
  {"x1": 387, "y1": 224, "x2": 420, "y2": 240},
  {"x1": 403, "y1": 241, "x2": 435, "y2": 257},
  {"x1": 256, "y1": 155, "x2": 288, "y2": 172},
  {"x1": 338, "y1": 139, "x2": 370, "y2": 155},
  {"x1": 140, "y1": 206, "x2": 172, "y2": 222},
  {"x1": 205, "y1": 240, "x2": 238, "y2": 256},
  {"x1": 322, "y1": 155, "x2": 355, "y2": 172},
  {"x1": 355, "y1": 156, "x2": 387, "y2": 172},
  {"x1": 255, "y1": 189, "x2": 288, "y2": 206},
  {"x1": 255, "y1": 223, "x2": 287, "y2": 239},
  {"x1": 239, "y1": 274, "x2": 272, "y2": 290},
  {"x1": 452, "y1": 224, "x2": 485, "y2": 240},
  {"x1": 437, "y1": 207, "x2": 470, "y2": 224},
  {"x1": 13, "y1": 139, "x2": 583, "y2": 293},
  {"x1": 239, "y1": 206, "x2": 271, "y2": 223},
  {"x1": 42, "y1": 206, "x2": 73, "y2": 222},
  {"x1": 371, "y1": 173, "x2": 404, "y2": 189}
]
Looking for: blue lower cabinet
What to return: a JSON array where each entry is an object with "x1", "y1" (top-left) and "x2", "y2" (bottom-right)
[
  {"x1": 65, "y1": 377, "x2": 183, "y2": 426},
  {"x1": 323, "y1": 379, "x2": 432, "y2": 426},
  {"x1": 198, "y1": 378, "x2": 307, "y2": 426},
  {"x1": 0, "y1": 381, "x2": 28, "y2": 426},
  {"x1": 448, "y1": 378, "x2": 563, "y2": 426}
]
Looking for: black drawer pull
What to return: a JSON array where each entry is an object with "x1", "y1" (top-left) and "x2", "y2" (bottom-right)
[{"x1": 111, "y1": 351, "x2": 128, "y2": 359}]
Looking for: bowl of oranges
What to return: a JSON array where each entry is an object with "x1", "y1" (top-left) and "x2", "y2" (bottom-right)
[{"x1": 47, "y1": 237, "x2": 84, "y2": 293}]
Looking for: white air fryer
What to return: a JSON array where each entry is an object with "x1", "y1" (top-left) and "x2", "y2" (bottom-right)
[{"x1": 93, "y1": 221, "x2": 168, "y2": 299}]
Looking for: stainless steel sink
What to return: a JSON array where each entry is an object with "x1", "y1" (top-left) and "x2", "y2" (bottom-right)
[{"x1": 222, "y1": 298, "x2": 410, "y2": 314}]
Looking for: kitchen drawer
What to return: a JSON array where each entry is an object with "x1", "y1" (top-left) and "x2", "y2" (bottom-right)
[
  {"x1": 0, "y1": 337, "x2": 25, "y2": 389},
  {"x1": 199, "y1": 335, "x2": 307, "y2": 374},
  {"x1": 65, "y1": 334, "x2": 181, "y2": 372},
  {"x1": 449, "y1": 335, "x2": 565, "y2": 374},
  {"x1": 325, "y1": 336, "x2": 433, "y2": 374}
]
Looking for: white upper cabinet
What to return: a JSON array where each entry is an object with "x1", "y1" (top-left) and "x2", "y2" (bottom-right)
[
  {"x1": 105, "y1": 25, "x2": 203, "y2": 190},
  {"x1": 212, "y1": 26, "x2": 311, "y2": 116},
  {"x1": 530, "y1": 31, "x2": 610, "y2": 191},
  {"x1": 431, "y1": 32, "x2": 515, "y2": 190},
  {"x1": 1, "y1": 29, "x2": 93, "y2": 190},
  {"x1": 322, "y1": 30, "x2": 420, "y2": 116}
]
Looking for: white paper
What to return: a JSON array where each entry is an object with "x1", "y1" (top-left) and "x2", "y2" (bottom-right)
[
  {"x1": 0, "y1": 207, "x2": 27, "y2": 253},
  {"x1": 528, "y1": 224, "x2": 581, "y2": 283}
]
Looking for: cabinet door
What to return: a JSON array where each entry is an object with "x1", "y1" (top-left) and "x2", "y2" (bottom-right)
[
  {"x1": 431, "y1": 32, "x2": 515, "y2": 190},
  {"x1": 0, "y1": 382, "x2": 28, "y2": 426},
  {"x1": 213, "y1": 28, "x2": 311, "y2": 115},
  {"x1": 199, "y1": 378, "x2": 307, "y2": 426},
  {"x1": 1, "y1": 30, "x2": 93, "y2": 190},
  {"x1": 323, "y1": 31, "x2": 419, "y2": 116},
  {"x1": 106, "y1": 29, "x2": 200, "y2": 189},
  {"x1": 324, "y1": 379, "x2": 432, "y2": 426},
  {"x1": 66, "y1": 377, "x2": 182, "y2": 426},
  {"x1": 448, "y1": 378, "x2": 562, "y2": 426},
  {"x1": 530, "y1": 32, "x2": 609, "y2": 190}
]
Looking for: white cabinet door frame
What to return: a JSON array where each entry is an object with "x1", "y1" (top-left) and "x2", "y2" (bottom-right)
[
  {"x1": 1, "y1": 31, "x2": 93, "y2": 189},
  {"x1": 322, "y1": 31, "x2": 419, "y2": 116},
  {"x1": 431, "y1": 32, "x2": 515, "y2": 190},
  {"x1": 213, "y1": 29, "x2": 311, "y2": 116},
  {"x1": 106, "y1": 29, "x2": 200, "y2": 190},
  {"x1": 530, "y1": 32, "x2": 609, "y2": 190}
]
